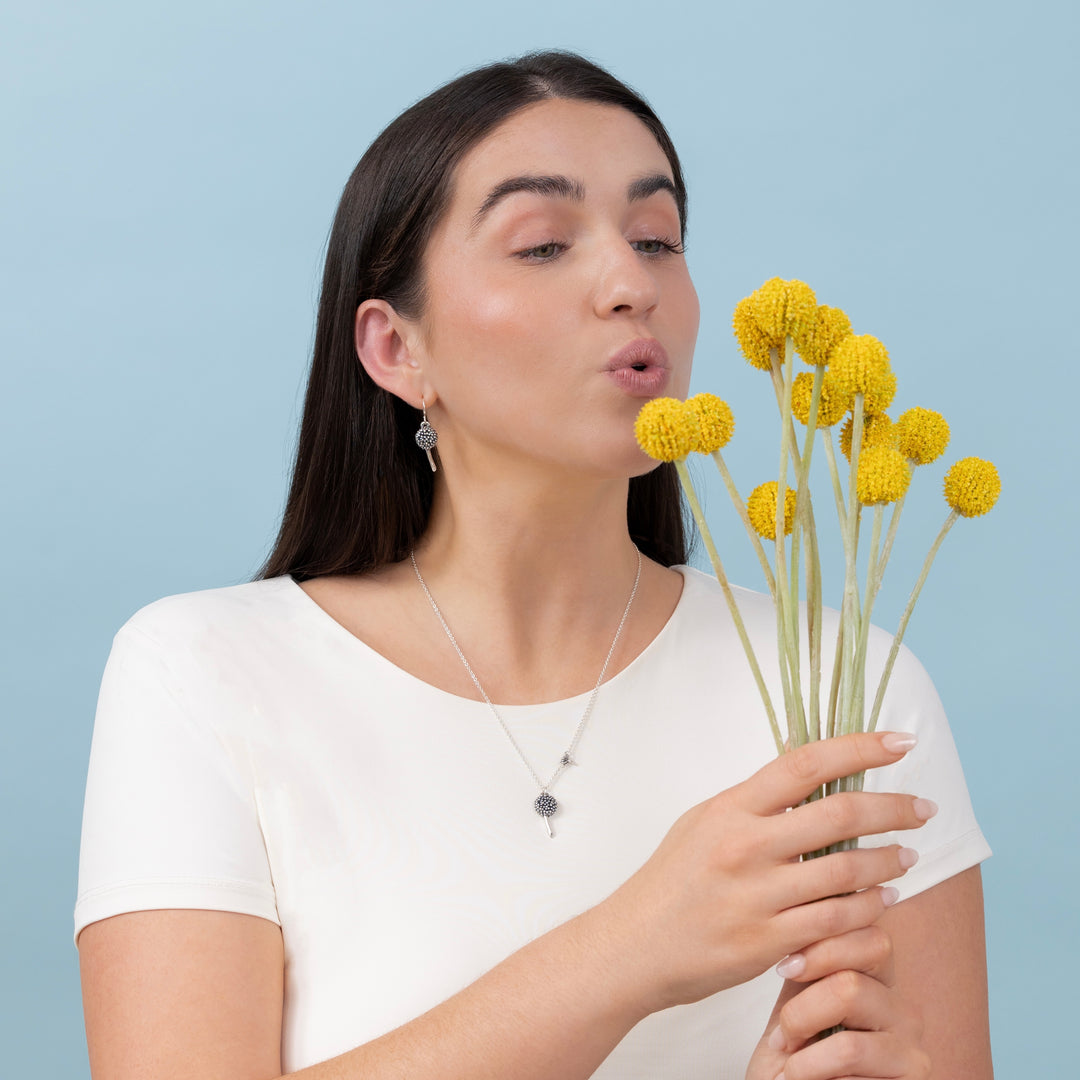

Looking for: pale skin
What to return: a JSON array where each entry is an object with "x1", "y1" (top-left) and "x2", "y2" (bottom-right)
[{"x1": 79, "y1": 99, "x2": 992, "y2": 1078}]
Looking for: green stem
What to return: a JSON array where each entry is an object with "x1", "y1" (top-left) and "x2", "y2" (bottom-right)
[
  {"x1": 839, "y1": 394, "x2": 865, "y2": 736},
  {"x1": 850, "y1": 504, "x2": 884, "y2": 734},
  {"x1": 867, "y1": 510, "x2": 960, "y2": 732},
  {"x1": 711, "y1": 450, "x2": 776, "y2": 599},
  {"x1": 875, "y1": 466, "x2": 913, "y2": 578},
  {"x1": 674, "y1": 459, "x2": 784, "y2": 754},
  {"x1": 822, "y1": 433, "x2": 849, "y2": 545},
  {"x1": 773, "y1": 337, "x2": 807, "y2": 746}
]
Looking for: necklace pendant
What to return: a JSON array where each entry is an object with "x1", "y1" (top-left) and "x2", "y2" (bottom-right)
[
  {"x1": 560, "y1": 752, "x2": 577, "y2": 767},
  {"x1": 534, "y1": 791, "x2": 558, "y2": 839}
]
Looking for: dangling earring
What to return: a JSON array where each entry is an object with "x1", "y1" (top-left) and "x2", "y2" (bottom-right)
[{"x1": 414, "y1": 398, "x2": 438, "y2": 473}]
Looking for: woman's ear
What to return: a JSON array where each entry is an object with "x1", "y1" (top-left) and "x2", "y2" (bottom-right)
[{"x1": 354, "y1": 299, "x2": 434, "y2": 408}]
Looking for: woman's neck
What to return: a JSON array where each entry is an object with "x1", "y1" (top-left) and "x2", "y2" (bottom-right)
[{"x1": 403, "y1": 467, "x2": 679, "y2": 703}]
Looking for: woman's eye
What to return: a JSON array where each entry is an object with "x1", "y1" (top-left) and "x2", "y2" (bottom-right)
[
  {"x1": 633, "y1": 237, "x2": 684, "y2": 255},
  {"x1": 517, "y1": 241, "x2": 564, "y2": 260}
]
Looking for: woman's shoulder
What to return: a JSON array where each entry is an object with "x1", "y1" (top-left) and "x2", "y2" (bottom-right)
[{"x1": 117, "y1": 575, "x2": 300, "y2": 650}]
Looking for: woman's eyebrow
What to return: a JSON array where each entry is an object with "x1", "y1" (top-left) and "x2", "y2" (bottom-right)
[
  {"x1": 469, "y1": 172, "x2": 676, "y2": 233},
  {"x1": 471, "y1": 174, "x2": 585, "y2": 233}
]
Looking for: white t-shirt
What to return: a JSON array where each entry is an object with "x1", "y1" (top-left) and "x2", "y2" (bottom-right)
[{"x1": 74, "y1": 566, "x2": 990, "y2": 1077}]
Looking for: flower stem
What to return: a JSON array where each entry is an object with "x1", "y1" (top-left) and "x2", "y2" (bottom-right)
[
  {"x1": 867, "y1": 510, "x2": 960, "y2": 732},
  {"x1": 711, "y1": 450, "x2": 776, "y2": 599},
  {"x1": 674, "y1": 458, "x2": 784, "y2": 754}
]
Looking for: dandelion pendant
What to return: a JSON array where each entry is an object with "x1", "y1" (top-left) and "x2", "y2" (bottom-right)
[{"x1": 534, "y1": 792, "x2": 558, "y2": 839}]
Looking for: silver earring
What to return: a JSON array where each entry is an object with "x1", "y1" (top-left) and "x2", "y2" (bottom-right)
[{"x1": 414, "y1": 398, "x2": 438, "y2": 472}]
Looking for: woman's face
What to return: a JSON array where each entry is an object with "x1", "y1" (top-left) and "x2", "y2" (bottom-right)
[{"x1": 408, "y1": 97, "x2": 699, "y2": 480}]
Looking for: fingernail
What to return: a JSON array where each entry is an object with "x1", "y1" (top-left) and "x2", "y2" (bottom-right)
[
  {"x1": 881, "y1": 732, "x2": 918, "y2": 752},
  {"x1": 881, "y1": 885, "x2": 900, "y2": 906},
  {"x1": 775, "y1": 952, "x2": 806, "y2": 978},
  {"x1": 768, "y1": 1025, "x2": 787, "y2": 1051},
  {"x1": 913, "y1": 798, "x2": 939, "y2": 820},
  {"x1": 898, "y1": 847, "x2": 919, "y2": 869}
]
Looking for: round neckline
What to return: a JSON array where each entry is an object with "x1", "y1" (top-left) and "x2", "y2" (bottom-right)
[{"x1": 280, "y1": 565, "x2": 696, "y2": 712}]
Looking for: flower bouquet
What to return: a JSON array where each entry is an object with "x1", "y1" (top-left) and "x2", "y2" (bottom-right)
[{"x1": 635, "y1": 278, "x2": 1000, "y2": 833}]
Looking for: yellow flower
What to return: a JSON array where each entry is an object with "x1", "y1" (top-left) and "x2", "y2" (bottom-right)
[
  {"x1": 733, "y1": 297, "x2": 774, "y2": 371},
  {"x1": 747, "y1": 481, "x2": 797, "y2": 539},
  {"x1": 689, "y1": 393, "x2": 735, "y2": 452},
  {"x1": 862, "y1": 366, "x2": 898, "y2": 415},
  {"x1": 944, "y1": 457, "x2": 1001, "y2": 517},
  {"x1": 829, "y1": 334, "x2": 893, "y2": 400},
  {"x1": 748, "y1": 277, "x2": 818, "y2": 344},
  {"x1": 856, "y1": 445, "x2": 912, "y2": 505},
  {"x1": 895, "y1": 407, "x2": 950, "y2": 465},
  {"x1": 794, "y1": 304, "x2": 852, "y2": 367},
  {"x1": 840, "y1": 411, "x2": 896, "y2": 461},
  {"x1": 791, "y1": 371, "x2": 852, "y2": 428},
  {"x1": 634, "y1": 397, "x2": 699, "y2": 461}
]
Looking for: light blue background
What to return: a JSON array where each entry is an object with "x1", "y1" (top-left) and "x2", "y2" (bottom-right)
[{"x1": 3, "y1": 1, "x2": 1075, "y2": 1074}]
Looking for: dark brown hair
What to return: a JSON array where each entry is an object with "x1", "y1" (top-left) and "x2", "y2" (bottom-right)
[{"x1": 256, "y1": 50, "x2": 690, "y2": 582}]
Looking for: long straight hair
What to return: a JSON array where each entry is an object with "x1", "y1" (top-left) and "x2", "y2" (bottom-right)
[{"x1": 257, "y1": 51, "x2": 690, "y2": 583}]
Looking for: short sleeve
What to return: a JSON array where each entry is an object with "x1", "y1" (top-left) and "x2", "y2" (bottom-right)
[
  {"x1": 858, "y1": 641, "x2": 991, "y2": 901},
  {"x1": 74, "y1": 622, "x2": 279, "y2": 946}
]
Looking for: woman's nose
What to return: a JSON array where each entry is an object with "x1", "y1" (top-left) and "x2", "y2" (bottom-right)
[{"x1": 592, "y1": 238, "x2": 660, "y2": 318}]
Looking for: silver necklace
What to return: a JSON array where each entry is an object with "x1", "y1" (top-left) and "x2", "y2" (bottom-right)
[{"x1": 410, "y1": 548, "x2": 642, "y2": 838}]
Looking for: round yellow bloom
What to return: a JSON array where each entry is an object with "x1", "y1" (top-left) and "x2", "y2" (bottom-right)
[
  {"x1": 634, "y1": 397, "x2": 699, "y2": 461},
  {"x1": 944, "y1": 457, "x2": 1000, "y2": 517},
  {"x1": 748, "y1": 277, "x2": 818, "y2": 344},
  {"x1": 829, "y1": 334, "x2": 893, "y2": 401},
  {"x1": 791, "y1": 371, "x2": 852, "y2": 428},
  {"x1": 862, "y1": 366, "x2": 897, "y2": 415},
  {"x1": 689, "y1": 393, "x2": 735, "y2": 452},
  {"x1": 794, "y1": 304, "x2": 852, "y2": 367},
  {"x1": 733, "y1": 296, "x2": 774, "y2": 371},
  {"x1": 856, "y1": 445, "x2": 911, "y2": 505},
  {"x1": 840, "y1": 411, "x2": 896, "y2": 461},
  {"x1": 895, "y1": 407, "x2": 950, "y2": 465},
  {"x1": 746, "y1": 481, "x2": 797, "y2": 540}
]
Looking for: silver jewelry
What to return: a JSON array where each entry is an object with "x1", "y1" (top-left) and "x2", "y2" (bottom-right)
[
  {"x1": 410, "y1": 547, "x2": 642, "y2": 838},
  {"x1": 414, "y1": 398, "x2": 438, "y2": 472}
]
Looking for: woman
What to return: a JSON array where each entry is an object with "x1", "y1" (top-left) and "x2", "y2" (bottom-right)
[{"x1": 75, "y1": 52, "x2": 992, "y2": 1078}]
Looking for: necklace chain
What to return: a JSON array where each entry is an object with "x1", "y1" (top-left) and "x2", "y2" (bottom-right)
[{"x1": 410, "y1": 548, "x2": 642, "y2": 835}]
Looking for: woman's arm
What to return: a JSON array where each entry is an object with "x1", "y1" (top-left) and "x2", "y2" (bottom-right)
[
  {"x1": 881, "y1": 865, "x2": 992, "y2": 1077},
  {"x1": 79, "y1": 733, "x2": 932, "y2": 1080}
]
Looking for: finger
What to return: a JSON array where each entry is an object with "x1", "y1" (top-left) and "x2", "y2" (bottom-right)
[
  {"x1": 777, "y1": 1029, "x2": 925, "y2": 1080},
  {"x1": 740, "y1": 732, "x2": 918, "y2": 815},
  {"x1": 773, "y1": 884, "x2": 899, "y2": 960},
  {"x1": 774, "y1": 968, "x2": 914, "y2": 1051},
  {"x1": 770, "y1": 844, "x2": 918, "y2": 910},
  {"x1": 774, "y1": 792, "x2": 938, "y2": 858},
  {"x1": 775, "y1": 925, "x2": 895, "y2": 986}
]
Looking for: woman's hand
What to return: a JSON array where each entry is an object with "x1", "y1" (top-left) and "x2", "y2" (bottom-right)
[
  {"x1": 594, "y1": 731, "x2": 937, "y2": 1014},
  {"x1": 745, "y1": 924, "x2": 930, "y2": 1079}
]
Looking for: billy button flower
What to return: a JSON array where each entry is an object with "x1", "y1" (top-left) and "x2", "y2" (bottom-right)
[
  {"x1": 840, "y1": 412, "x2": 896, "y2": 460},
  {"x1": 794, "y1": 304, "x2": 852, "y2": 368},
  {"x1": 747, "y1": 481, "x2": 797, "y2": 540},
  {"x1": 862, "y1": 365, "x2": 898, "y2": 416},
  {"x1": 733, "y1": 297, "x2": 774, "y2": 371},
  {"x1": 828, "y1": 334, "x2": 893, "y2": 400},
  {"x1": 748, "y1": 277, "x2": 819, "y2": 344},
  {"x1": 792, "y1": 371, "x2": 851, "y2": 428},
  {"x1": 856, "y1": 445, "x2": 911, "y2": 505},
  {"x1": 895, "y1": 407, "x2": 950, "y2": 465},
  {"x1": 634, "y1": 397, "x2": 699, "y2": 462},
  {"x1": 688, "y1": 393, "x2": 735, "y2": 452},
  {"x1": 944, "y1": 457, "x2": 1001, "y2": 517}
]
